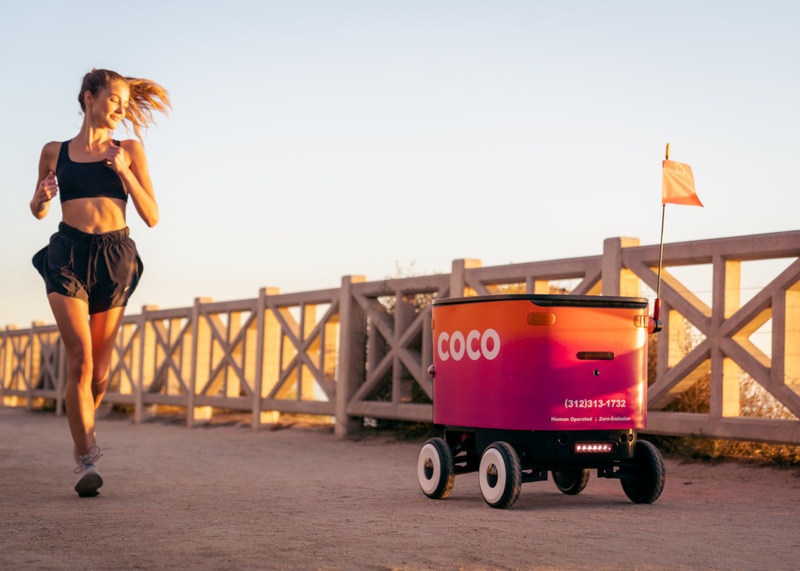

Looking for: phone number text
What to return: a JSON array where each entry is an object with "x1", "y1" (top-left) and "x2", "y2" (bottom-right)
[{"x1": 564, "y1": 399, "x2": 627, "y2": 409}]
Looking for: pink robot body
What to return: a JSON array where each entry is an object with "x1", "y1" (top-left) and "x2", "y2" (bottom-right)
[{"x1": 431, "y1": 295, "x2": 649, "y2": 431}]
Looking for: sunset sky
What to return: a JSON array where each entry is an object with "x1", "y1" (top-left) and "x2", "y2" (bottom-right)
[{"x1": 1, "y1": 0, "x2": 798, "y2": 327}]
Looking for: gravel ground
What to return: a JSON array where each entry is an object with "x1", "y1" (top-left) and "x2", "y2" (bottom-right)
[{"x1": 1, "y1": 406, "x2": 799, "y2": 570}]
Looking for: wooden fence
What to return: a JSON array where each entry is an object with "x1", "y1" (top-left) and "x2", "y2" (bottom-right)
[{"x1": 2, "y1": 231, "x2": 799, "y2": 444}]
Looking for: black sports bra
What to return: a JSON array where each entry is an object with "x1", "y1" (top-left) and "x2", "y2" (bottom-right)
[{"x1": 55, "y1": 140, "x2": 127, "y2": 203}]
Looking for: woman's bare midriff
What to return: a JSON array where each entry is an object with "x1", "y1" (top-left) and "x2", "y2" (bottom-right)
[{"x1": 61, "y1": 197, "x2": 128, "y2": 234}]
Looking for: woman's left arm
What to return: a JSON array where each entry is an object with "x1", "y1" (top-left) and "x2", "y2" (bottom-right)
[{"x1": 112, "y1": 140, "x2": 159, "y2": 227}]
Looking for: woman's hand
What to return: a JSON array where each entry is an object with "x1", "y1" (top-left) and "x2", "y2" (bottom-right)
[
  {"x1": 31, "y1": 171, "x2": 58, "y2": 217},
  {"x1": 105, "y1": 141, "x2": 126, "y2": 171}
]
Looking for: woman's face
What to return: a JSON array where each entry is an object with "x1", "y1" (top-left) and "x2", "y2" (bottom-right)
[{"x1": 88, "y1": 79, "x2": 130, "y2": 129}]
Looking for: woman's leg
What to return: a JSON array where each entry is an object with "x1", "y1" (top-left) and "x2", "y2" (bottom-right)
[
  {"x1": 89, "y1": 307, "x2": 126, "y2": 409},
  {"x1": 47, "y1": 293, "x2": 95, "y2": 457},
  {"x1": 49, "y1": 294, "x2": 125, "y2": 497}
]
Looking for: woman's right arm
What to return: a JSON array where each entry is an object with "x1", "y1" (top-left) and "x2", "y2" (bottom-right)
[{"x1": 30, "y1": 142, "x2": 59, "y2": 219}]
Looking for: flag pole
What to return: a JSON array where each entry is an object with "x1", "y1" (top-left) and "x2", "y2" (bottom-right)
[{"x1": 653, "y1": 143, "x2": 669, "y2": 325}]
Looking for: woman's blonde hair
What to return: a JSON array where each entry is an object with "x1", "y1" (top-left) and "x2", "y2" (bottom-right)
[{"x1": 79, "y1": 68, "x2": 171, "y2": 141}]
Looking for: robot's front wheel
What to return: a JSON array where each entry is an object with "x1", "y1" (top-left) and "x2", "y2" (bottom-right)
[
  {"x1": 478, "y1": 441, "x2": 522, "y2": 509},
  {"x1": 417, "y1": 437, "x2": 455, "y2": 499}
]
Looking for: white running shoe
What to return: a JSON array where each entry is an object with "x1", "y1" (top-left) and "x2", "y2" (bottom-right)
[{"x1": 74, "y1": 445, "x2": 103, "y2": 497}]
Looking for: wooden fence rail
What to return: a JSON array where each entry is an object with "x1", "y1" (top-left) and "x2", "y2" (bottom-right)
[{"x1": 2, "y1": 231, "x2": 799, "y2": 444}]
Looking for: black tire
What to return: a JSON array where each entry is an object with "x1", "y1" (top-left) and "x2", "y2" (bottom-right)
[
  {"x1": 552, "y1": 468, "x2": 591, "y2": 495},
  {"x1": 478, "y1": 441, "x2": 522, "y2": 509},
  {"x1": 621, "y1": 440, "x2": 666, "y2": 504},
  {"x1": 417, "y1": 437, "x2": 455, "y2": 500}
]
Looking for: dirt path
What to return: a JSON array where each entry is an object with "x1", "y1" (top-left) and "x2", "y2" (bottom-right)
[{"x1": 1, "y1": 407, "x2": 799, "y2": 570}]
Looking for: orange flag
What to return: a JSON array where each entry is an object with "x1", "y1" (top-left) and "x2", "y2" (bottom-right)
[{"x1": 662, "y1": 159, "x2": 703, "y2": 206}]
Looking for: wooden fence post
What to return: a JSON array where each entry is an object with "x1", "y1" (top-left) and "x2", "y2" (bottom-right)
[
  {"x1": 188, "y1": 297, "x2": 213, "y2": 428},
  {"x1": 602, "y1": 237, "x2": 641, "y2": 297},
  {"x1": 335, "y1": 275, "x2": 366, "y2": 438},
  {"x1": 450, "y1": 258, "x2": 482, "y2": 298}
]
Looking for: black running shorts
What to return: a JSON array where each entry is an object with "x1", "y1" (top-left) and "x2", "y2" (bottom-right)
[{"x1": 32, "y1": 222, "x2": 143, "y2": 314}]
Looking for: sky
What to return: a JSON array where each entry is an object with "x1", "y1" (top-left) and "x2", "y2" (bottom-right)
[{"x1": 1, "y1": 0, "x2": 798, "y2": 328}]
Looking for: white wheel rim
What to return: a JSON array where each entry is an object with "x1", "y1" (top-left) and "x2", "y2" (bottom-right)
[
  {"x1": 417, "y1": 443, "x2": 442, "y2": 495},
  {"x1": 479, "y1": 447, "x2": 507, "y2": 505}
]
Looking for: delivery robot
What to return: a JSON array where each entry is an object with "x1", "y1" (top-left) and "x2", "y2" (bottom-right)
[{"x1": 417, "y1": 294, "x2": 665, "y2": 509}]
